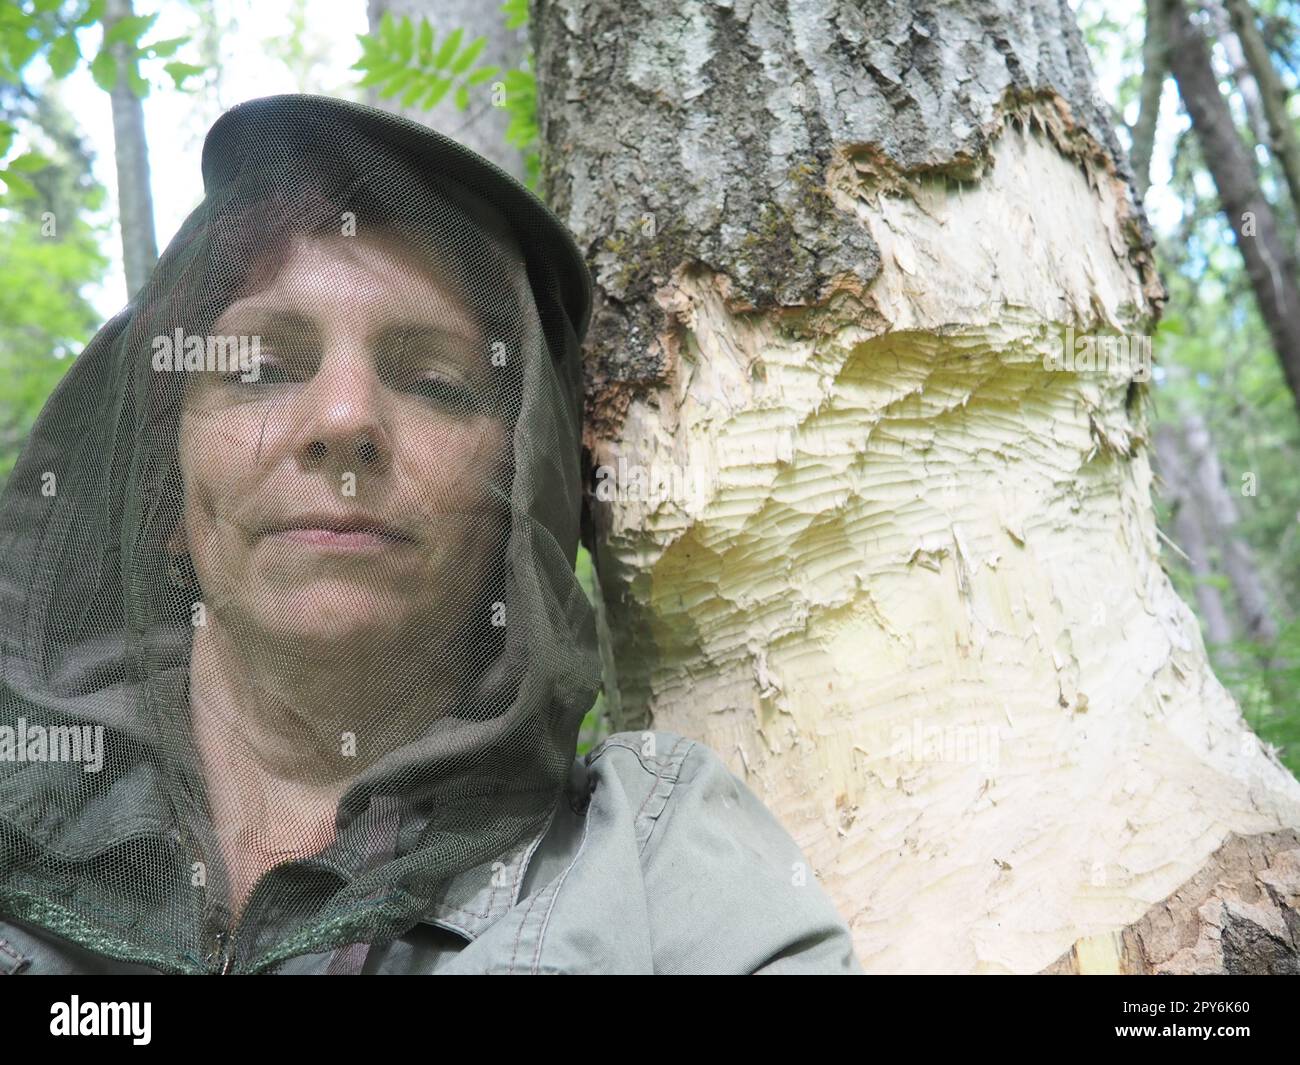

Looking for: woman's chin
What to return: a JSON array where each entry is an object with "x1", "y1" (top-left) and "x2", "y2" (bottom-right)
[{"x1": 234, "y1": 585, "x2": 422, "y2": 647}]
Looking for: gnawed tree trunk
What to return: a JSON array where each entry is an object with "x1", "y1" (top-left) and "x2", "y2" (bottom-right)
[{"x1": 533, "y1": 0, "x2": 1300, "y2": 973}]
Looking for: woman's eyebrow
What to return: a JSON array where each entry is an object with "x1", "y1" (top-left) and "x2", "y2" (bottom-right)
[
  {"x1": 372, "y1": 322, "x2": 484, "y2": 356},
  {"x1": 215, "y1": 306, "x2": 317, "y2": 335}
]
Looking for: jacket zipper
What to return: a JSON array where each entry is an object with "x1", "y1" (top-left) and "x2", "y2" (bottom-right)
[{"x1": 211, "y1": 927, "x2": 235, "y2": 975}]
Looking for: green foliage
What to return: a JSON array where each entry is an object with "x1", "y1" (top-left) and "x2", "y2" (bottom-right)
[
  {"x1": 0, "y1": 3, "x2": 203, "y2": 202},
  {"x1": 1213, "y1": 619, "x2": 1300, "y2": 773},
  {"x1": 574, "y1": 545, "x2": 610, "y2": 754},
  {"x1": 352, "y1": 4, "x2": 541, "y2": 190},
  {"x1": 0, "y1": 1, "x2": 198, "y2": 105},
  {"x1": 352, "y1": 12, "x2": 500, "y2": 113},
  {"x1": 0, "y1": 169, "x2": 109, "y2": 480}
]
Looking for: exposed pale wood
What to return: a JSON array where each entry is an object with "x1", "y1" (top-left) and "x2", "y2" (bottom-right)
[{"x1": 534, "y1": 0, "x2": 1300, "y2": 974}]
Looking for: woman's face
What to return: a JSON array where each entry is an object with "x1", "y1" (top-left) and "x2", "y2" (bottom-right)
[{"x1": 178, "y1": 232, "x2": 512, "y2": 653}]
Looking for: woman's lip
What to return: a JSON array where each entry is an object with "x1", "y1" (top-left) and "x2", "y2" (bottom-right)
[{"x1": 270, "y1": 528, "x2": 411, "y2": 549}]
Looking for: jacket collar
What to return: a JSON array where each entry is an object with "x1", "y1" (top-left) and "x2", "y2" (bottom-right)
[{"x1": 415, "y1": 802, "x2": 556, "y2": 941}]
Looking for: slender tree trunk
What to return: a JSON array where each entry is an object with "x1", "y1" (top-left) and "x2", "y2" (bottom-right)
[
  {"x1": 1225, "y1": 0, "x2": 1300, "y2": 221},
  {"x1": 1181, "y1": 412, "x2": 1279, "y2": 646},
  {"x1": 1154, "y1": 422, "x2": 1239, "y2": 657},
  {"x1": 1209, "y1": 0, "x2": 1273, "y2": 160},
  {"x1": 534, "y1": 0, "x2": 1300, "y2": 973},
  {"x1": 1163, "y1": 0, "x2": 1300, "y2": 413},
  {"x1": 103, "y1": 0, "x2": 157, "y2": 299},
  {"x1": 366, "y1": 0, "x2": 528, "y2": 181},
  {"x1": 1131, "y1": 0, "x2": 1167, "y2": 197}
]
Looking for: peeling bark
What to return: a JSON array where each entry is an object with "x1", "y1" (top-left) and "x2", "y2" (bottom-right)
[
  {"x1": 1042, "y1": 828, "x2": 1300, "y2": 974},
  {"x1": 534, "y1": 0, "x2": 1300, "y2": 974}
]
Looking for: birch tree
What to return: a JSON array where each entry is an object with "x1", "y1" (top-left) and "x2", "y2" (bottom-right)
[{"x1": 532, "y1": 0, "x2": 1300, "y2": 973}]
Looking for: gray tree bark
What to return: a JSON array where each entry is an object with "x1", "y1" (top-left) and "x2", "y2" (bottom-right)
[{"x1": 533, "y1": 0, "x2": 1300, "y2": 973}]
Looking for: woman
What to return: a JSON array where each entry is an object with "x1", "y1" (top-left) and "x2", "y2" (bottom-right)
[{"x1": 0, "y1": 94, "x2": 861, "y2": 974}]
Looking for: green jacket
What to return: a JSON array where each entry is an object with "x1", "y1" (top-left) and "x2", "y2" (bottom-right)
[{"x1": 0, "y1": 731, "x2": 863, "y2": 974}]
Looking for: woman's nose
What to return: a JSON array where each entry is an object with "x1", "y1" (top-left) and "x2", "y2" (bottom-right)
[{"x1": 293, "y1": 355, "x2": 393, "y2": 476}]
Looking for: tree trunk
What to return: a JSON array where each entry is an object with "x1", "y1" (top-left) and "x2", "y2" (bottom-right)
[
  {"x1": 1154, "y1": 421, "x2": 1239, "y2": 658},
  {"x1": 1163, "y1": 0, "x2": 1300, "y2": 413},
  {"x1": 1181, "y1": 412, "x2": 1279, "y2": 646},
  {"x1": 103, "y1": 0, "x2": 158, "y2": 299},
  {"x1": 1131, "y1": 0, "x2": 1167, "y2": 197},
  {"x1": 366, "y1": 0, "x2": 529, "y2": 181},
  {"x1": 533, "y1": 0, "x2": 1300, "y2": 973},
  {"x1": 1225, "y1": 0, "x2": 1300, "y2": 222},
  {"x1": 1208, "y1": 0, "x2": 1273, "y2": 163}
]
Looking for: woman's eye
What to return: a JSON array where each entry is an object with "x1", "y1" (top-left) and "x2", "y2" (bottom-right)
[
  {"x1": 408, "y1": 374, "x2": 477, "y2": 414},
  {"x1": 217, "y1": 350, "x2": 295, "y2": 385}
]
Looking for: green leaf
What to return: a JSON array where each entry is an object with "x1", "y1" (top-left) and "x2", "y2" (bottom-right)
[
  {"x1": 450, "y1": 35, "x2": 485, "y2": 74},
  {"x1": 454, "y1": 83, "x2": 469, "y2": 110},
  {"x1": 417, "y1": 18, "x2": 433, "y2": 65},
  {"x1": 162, "y1": 61, "x2": 203, "y2": 88},
  {"x1": 395, "y1": 15, "x2": 414, "y2": 63},
  {"x1": 432, "y1": 27, "x2": 462, "y2": 70},
  {"x1": 399, "y1": 76, "x2": 428, "y2": 108},
  {"x1": 142, "y1": 35, "x2": 187, "y2": 59},
  {"x1": 48, "y1": 34, "x2": 81, "y2": 79},
  {"x1": 6, "y1": 35, "x2": 42, "y2": 76},
  {"x1": 354, "y1": 32, "x2": 379, "y2": 63},
  {"x1": 502, "y1": 68, "x2": 532, "y2": 92},
  {"x1": 500, "y1": 0, "x2": 528, "y2": 30},
  {"x1": 419, "y1": 76, "x2": 452, "y2": 109},
  {"x1": 464, "y1": 65, "x2": 499, "y2": 86},
  {"x1": 6, "y1": 151, "x2": 50, "y2": 173},
  {"x1": 377, "y1": 66, "x2": 416, "y2": 100},
  {"x1": 0, "y1": 122, "x2": 14, "y2": 158},
  {"x1": 378, "y1": 10, "x2": 397, "y2": 46},
  {"x1": 90, "y1": 49, "x2": 117, "y2": 92},
  {"x1": 74, "y1": 0, "x2": 106, "y2": 28},
  {"x1": 102, "y1": 13, "x2": 158, "y2": 48},
  {"x1": 355, "y1": 61, "x2": 397, "y2": 89},
  {"x1": 0, "y1": 170, "x2": 36, "y2": 199},
  {"x1": 127, "y1": 64, "x2": 149, "y2": 98}
]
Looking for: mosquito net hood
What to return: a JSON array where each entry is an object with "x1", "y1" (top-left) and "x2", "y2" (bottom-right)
[{"x1": 0, "y1": 93, "x2": 602, "y2": 973}]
